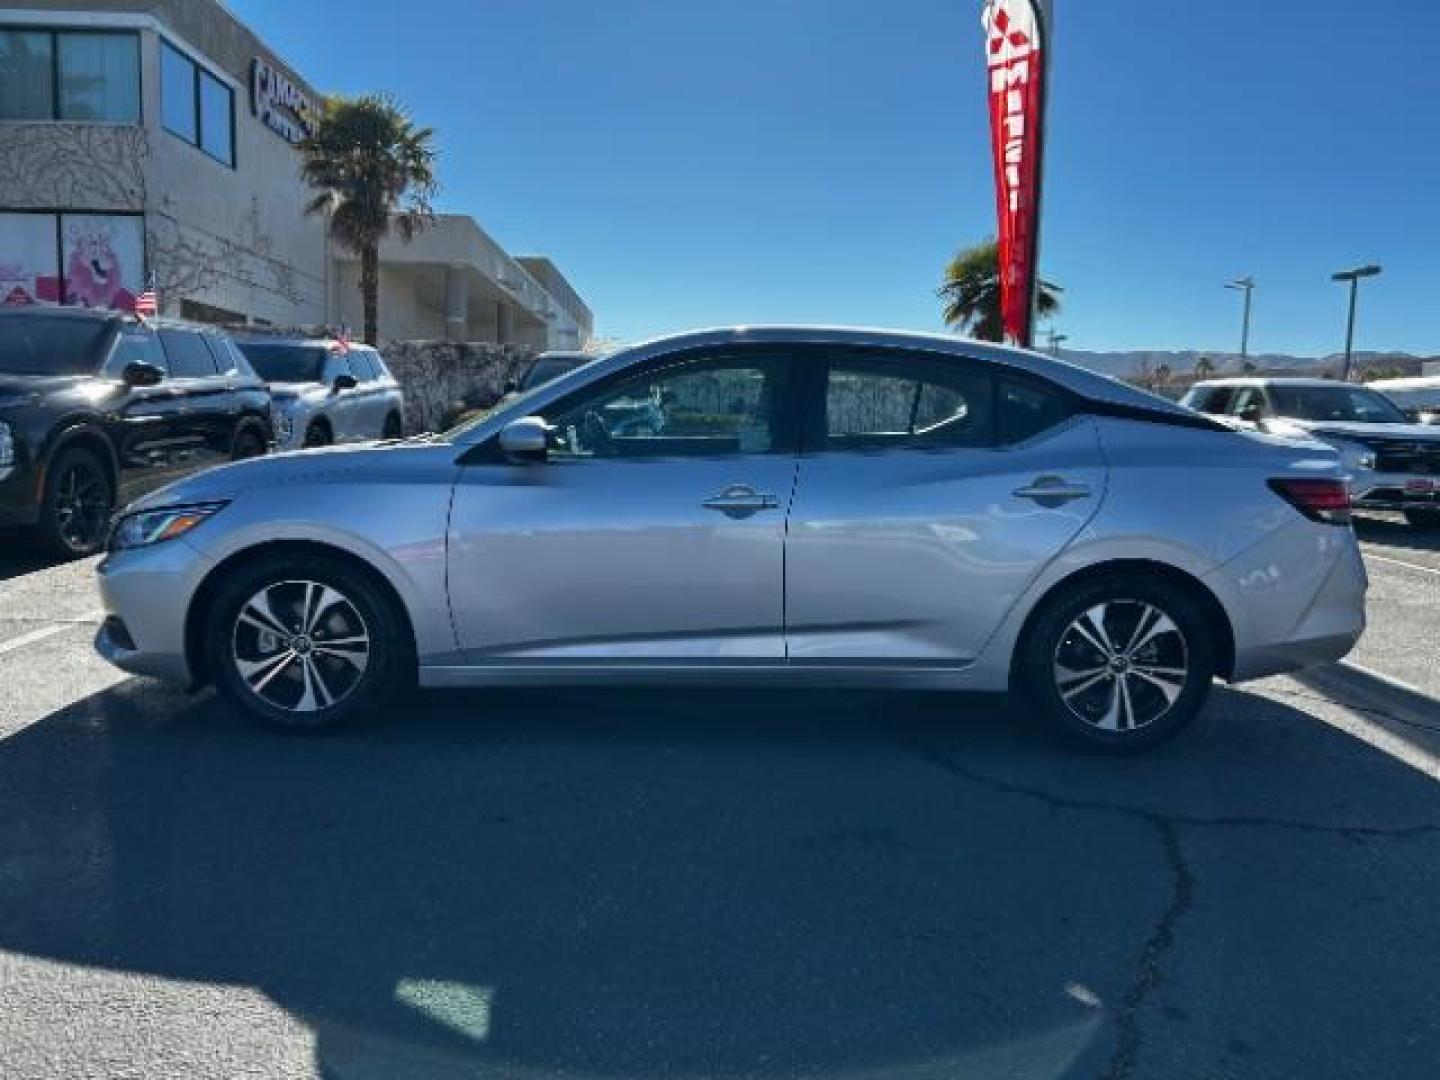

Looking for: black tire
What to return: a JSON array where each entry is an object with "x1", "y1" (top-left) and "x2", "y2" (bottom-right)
[
  {"x1": 35, "y1": 445, "x2": 114, "y2": 559},
  {"x1": 205, "y1": 552, "x2": 412, "y2": 731},
  {"x1": 232, "y1": 422, "x2": 269, "y2": 461},
  {"x1": 303, "y1": 421, "x2": 332, "y2": 448},
  {"x1": 1017, "y1": 573, "x2": 1217, "y2": 753},
  {"x1": 382, "y1": 413, "x2": 403, "y2": 440},
  {"x1": 1404, "y1": 509, "x2": 1440, "y2": 530}
]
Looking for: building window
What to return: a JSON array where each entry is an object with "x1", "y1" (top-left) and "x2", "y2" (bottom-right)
[
  {"x1": 0, "y1": 211, "x2": 145, "y2": 310},
  {"x1": 0, "y1": 28, "x2": 138, "y2": 122},
  {"x1": 160, "y1": 39, "x2": 233, "y2": 166}
]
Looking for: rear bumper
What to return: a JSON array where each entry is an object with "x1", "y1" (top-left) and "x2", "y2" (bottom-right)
[
  {"x1": 1209, "y1": 522, "x2": 1367, "y2": 683},
  {"x1": 1353, "y1": 473, "x2": 1440, "y2": 512}
]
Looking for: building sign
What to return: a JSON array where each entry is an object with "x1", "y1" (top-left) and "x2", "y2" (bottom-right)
[{"x1": 251, "y1": 58, "x2": 315, "y2": 143}]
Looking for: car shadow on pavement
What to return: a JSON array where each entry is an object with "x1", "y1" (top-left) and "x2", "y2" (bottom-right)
[
  {"x1": 3, "y1": 679, "x2": 1440, "y2": 1079},
  {"x1": 0, "y1": 534, "x2": 64, "y2": 582},
  {"x1": 1354, "y1": 514, "x2": 1440, "y2": 554}
]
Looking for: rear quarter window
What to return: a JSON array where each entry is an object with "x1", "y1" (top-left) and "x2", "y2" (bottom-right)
[{"x1": 998, "y1": 375, "x2": 1071, "y2": 445}]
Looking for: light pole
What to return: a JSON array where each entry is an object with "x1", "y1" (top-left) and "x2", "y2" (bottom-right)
[
  {"x1": 1225, "y1": 276, "x2": 1256, "y2": 362},
  {"x1": 1332, "y1": 264, "x2": 1382, "y2": 382},
  {"x1": 1045, "y1": 330, "x2": 1068, "y2": 357}
]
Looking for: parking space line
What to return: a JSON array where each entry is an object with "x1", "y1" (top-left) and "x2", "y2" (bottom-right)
[
  {"x1": 0, "y1": 624, "x2": 72, "y2": 656},
  {"x1": 1363, "y1": 553, "x2": 1440, "y2": 578}
]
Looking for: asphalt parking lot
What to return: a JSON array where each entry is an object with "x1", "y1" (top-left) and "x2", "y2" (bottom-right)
[{"x1": 2, "y1": 519, "x2": 1439, "y2": 1080}]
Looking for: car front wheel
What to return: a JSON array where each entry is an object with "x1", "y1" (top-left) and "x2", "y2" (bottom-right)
[
  {"x1": 1018, "y1": 574, "x2": 1216, "y2": 752},
  {"x1": 206, "y1": 554, "x2": 411, "y2": 730},
  {"x1": 36, "y1": 446, "x2": 114, "y2": 558}
]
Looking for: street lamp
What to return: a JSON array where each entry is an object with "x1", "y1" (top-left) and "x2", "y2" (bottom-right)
[
  {"x1": 1224, "y1": 276, "x2": 1256, "y2": 362},
  {"x1": 1045, "y1": 330, "x2": 1068, "y2": 356},
  {"x1": 1331, "y1": 264, "x2": 1382, "y2": 382}
]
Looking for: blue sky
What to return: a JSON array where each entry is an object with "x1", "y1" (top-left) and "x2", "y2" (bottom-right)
[{"x1": 228, "y1": 0, "x2": 1438, "y2": 356}]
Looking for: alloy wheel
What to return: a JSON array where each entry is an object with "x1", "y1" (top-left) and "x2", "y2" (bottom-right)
[
  {"x1": 231, "y1": 579, "x2": 370, "y2": 714},
  {"x1": 54, "y1": 461, "x2": 110, "y2": 552},
  {"x1": 1052, "y1": 600, "x2": 1189, "y2": 732}
]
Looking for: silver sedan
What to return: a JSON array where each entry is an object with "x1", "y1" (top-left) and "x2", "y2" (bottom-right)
[{"x1": 94, "y1": 327, "x2": 1367, "y2": 751}]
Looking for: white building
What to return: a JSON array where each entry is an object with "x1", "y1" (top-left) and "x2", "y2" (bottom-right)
[{"x1": 0, "y1": 1, "x2": 592, "y2": 347}]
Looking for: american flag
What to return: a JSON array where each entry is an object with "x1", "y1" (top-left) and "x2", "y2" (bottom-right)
[
  {"x1": 134, "y1": 277, "x2": 158, "y2": 318},
  {"x1": 330, "y1": 328, "x2": 352, "y2": 355}
]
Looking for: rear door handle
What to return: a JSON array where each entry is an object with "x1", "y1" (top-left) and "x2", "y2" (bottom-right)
[
  {"x1": 703, "y1": 484, "x2": 780, "y2": 516},
  {"x1": 1013, "y1": 475, "x2": 1092, "y2": 505}
]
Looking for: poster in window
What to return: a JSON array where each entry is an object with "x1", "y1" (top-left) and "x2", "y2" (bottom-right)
[
  {"x1": 61, "y1": 214, "x2": 144, "y2": 310},
  {"x1": 0, "y1": 213, "x2": 61, "y2": 305}
]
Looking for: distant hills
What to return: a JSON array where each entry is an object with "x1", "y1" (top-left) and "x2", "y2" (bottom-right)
[{"x1": 1055, "y1": 349, "x2": 1439, "y2": 381}]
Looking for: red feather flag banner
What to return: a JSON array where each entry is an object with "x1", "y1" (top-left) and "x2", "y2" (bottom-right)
[{"x1": 982, "y1": 0, "x2": 1048, "y2": 347}]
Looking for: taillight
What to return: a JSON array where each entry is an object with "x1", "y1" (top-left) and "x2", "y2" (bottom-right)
[{"x1": 1268, "y1": 478, "x2": 1352, "y2": 525}]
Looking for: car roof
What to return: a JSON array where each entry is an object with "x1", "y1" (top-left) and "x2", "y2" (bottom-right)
[
  {"x1": 1367, "y1": 376, "x2": 1440, "y2": 390},
  {"x1": 1190, "y1": 377, "x2": 1356, "y2": 389},
  {"x1": 608, "y1": 325, "x2": 1195, "y2": 416},
  {"x1": 0, "y1": 304, "x2": 119, "y2": 321},
  {"x1": 235, "y1": 336, "x2": 373, "y2": 349}
]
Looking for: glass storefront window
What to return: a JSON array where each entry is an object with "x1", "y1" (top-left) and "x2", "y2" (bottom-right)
[
  {"x1": 0, "y1": 212, "x2": 145, "y2": 311},
  {"x1": 160, "y1": 40, "x2": 197, "y2": 142}
]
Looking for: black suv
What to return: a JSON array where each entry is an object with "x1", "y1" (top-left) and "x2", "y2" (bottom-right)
[{"x1": 0, "y1": 307, "x2": 273, "y2": 557}]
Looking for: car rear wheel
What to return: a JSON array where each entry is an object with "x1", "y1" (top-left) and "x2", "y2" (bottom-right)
[
  {"x1": 1404, "y1": 509, "x2": 1440, "y2": 529},
  {"x1": 303, "y1": 422, "x2": 332, "y2": 448},
  {"x1": 382, "y1": 413, "x2": 403, "y2": 439},
  {"x1": 232, "y1": 423, "x2": 268, "y2": 460},
  {"x1": 206, "y1": 554, "x2": 411, "y2": 731},
  {"x1": 1018, "y1": 573, "x2": 1216, "y2": 752},
  {"x1": 36, "y1": 446, "x2": 114, "y2": 559}
]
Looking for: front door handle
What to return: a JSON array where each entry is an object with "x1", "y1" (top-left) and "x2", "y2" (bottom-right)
[
  {"x1": 703, "y1": 484, "x2": 780, "y2": 517},
  {"x1": 1013, "y1": 475, "x2": 1092, "y2": 506}
]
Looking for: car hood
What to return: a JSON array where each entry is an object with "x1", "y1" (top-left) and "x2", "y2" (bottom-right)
[
  {"x1": 121, "y1": 440, "x2": 454, "y2": 514},
  {"x1": 1266, "y1": 418, "x2": 1440, "y2": 442},
  {"x1": 266, "y1": 381, "x2": 328, "y2": 403},
  {"x1": 0, "y1": 373, "x2": 95, "y2": 410}
]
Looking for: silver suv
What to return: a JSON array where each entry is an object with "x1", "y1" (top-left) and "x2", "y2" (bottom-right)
[
  {"x1": 1182, "y1": 377, "x2": 1440, "y2": 529},
  {"x1": 238, "y1": 338, "x2": 405, "y2": 449}
]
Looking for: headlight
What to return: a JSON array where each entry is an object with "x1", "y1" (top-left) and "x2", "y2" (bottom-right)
[
  {"x1": 109, "y1": 502, "x2": 227, "y2": 552},
  {"x1": 0, "y1": 421, "x2": 13, "y2": 480},
  {"x1": 1323, "y1": 437, "x2": 1376, "y2": 472}
]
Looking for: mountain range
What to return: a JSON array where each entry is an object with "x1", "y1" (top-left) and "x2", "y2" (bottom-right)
[{"x1": 1054, "y1": 349, "x2": 1439, "y2": 380}]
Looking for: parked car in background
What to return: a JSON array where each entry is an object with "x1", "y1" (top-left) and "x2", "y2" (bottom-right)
[
  {"x1": 1182, "y1": 377, "x2": 1440, "y2": 528},
  {"x1": 0, "y1": 307, "x2": 271, "y2": 557},
  {"x1": 1368, "y1": 376, "x2": 1440, "y2": 426},
  {"x1": 237, "y1": 338, "x2": 405, "y2": 449},
  {"x1": 507, "y1": 350, "x2": 592, "y2": 395},
  {"x1": 95, "y1": 327, "x2": 1365, "y2": 751}
]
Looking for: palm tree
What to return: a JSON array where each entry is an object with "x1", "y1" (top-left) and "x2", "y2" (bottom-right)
[
  {"x1": 299, "y1": 94, "x2": 438, "y2": 345},
  {"x1": 938, "y1": 239, "x2": 1061, "y2": 342},
  {"x1": 1154, "y1": 362, "x2": 1173, "y2": 390},
  {"x1": 1193, "y1": 356, "x2": 1216, "y2": 380}
]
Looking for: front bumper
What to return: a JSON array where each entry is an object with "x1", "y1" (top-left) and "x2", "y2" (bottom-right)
[
  {"x1": 0, "y1": 463, "x2": 41, "y2": 528},
  {"x1": 1353, "y1": 472, "x2": 1440, "y2": 512},
  {"x1": 94, "y1": 537, "x2": 214, "y2": 684}
]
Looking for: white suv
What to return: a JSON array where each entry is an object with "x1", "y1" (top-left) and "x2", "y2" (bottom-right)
[{"x1": 238, "y1": 338, "x2": 406, "y2": 449}]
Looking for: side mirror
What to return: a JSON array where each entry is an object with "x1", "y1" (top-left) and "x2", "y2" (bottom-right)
[
  {"x1": 332, "y1": 373, "x2": 358, "y2": 393},
  {"x1": 498, "y1": 416, "x2": 552, "y2": 464},
  {"x1": 122, "y1": 360, "x2": 164, "y2": 388}
]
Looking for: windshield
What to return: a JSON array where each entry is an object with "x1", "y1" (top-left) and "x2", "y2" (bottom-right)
[
  {"x1": 0, "y1": 315, "x2": 112, "y2": 376},
  {"x1": 238, "y1": 343, "x2": 328, "y2": 383},
  {"x1": 1269, "y1": 384, "x2": 1409, "y2": 424},
  {"x1": 522, "y1": 356, "x2": 586, "y2": 390}
]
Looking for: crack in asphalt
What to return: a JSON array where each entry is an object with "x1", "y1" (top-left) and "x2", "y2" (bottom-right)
[
  {"x1": 885, "y1": 724, "x2": 1440, "y2": 1080},
  {"x1": 1264, "y1": 683, "x2": 1440, "y2": 736}
]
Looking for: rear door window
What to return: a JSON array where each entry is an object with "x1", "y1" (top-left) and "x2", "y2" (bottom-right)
[
  {"x1": 158, "y1": 329, "x2": 221, "y2": 379},
  {"x1": 822, "y1": 352, "x2": 994, "y2": 451},
  {"x1": 202, "y1": 333, "x2": 238, "y2": 375},
  {"x1": 998, "y1": 375, "x2": 1072, "y2": 445}
]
